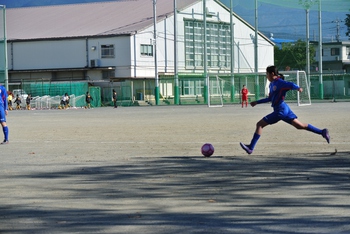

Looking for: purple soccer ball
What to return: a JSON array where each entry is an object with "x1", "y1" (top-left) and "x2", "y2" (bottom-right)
[{"x1": 201, "y1": 143, "x2": 214, "y2": 157}]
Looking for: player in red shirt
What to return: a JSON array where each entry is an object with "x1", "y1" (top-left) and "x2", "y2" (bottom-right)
[{"x1": 241, "y1": 85, "x2": 248, "y2": 108}]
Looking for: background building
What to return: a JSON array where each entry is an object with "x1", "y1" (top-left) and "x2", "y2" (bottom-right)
[
  {"x1": 313, "y1": 41, "x2": 350, "y2": 73},
  {"x1": 5, "y1": 0, "x2": 274, "y2": 106}
]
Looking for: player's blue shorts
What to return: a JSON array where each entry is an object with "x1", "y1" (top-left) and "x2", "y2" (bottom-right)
[
  {"x1": 0, "y1": 108, "x2": 6, "y2": 123},
  {"x1": 263, "y1": 102, "x2": 297, "y2": 125}
]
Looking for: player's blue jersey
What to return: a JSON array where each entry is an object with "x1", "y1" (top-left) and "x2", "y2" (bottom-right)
[
  {"x1": 0, "y1": 85, "x2": 8, "y2": 111},
  {"x1": 257, "y1": 78, "x2": 299, "y2": 107}
]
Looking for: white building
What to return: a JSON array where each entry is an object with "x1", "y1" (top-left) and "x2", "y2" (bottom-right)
[
  {"x1": 313, "y1": 41, "x2": 350, "y2": 73},
  {"x1": 6, "y1": 0, "x2": 274, "y2": 104}
]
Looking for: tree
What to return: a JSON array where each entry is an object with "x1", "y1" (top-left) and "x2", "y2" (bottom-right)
[
  {"x1": 274, "y1": 39, "x2": 316, "y2": 71},
  {"x1": 346, "y1": 14, "x2": 350, "y2": 39}
]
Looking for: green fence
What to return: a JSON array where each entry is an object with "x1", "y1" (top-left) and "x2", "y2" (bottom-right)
[
  {"x1": 9, "y1": 80, "x2": 92, "y2": 108},
  {"x1": 310, "y1": 73, "x2": 350, "y2": 100},
  {"x1": 9, "y1": 73, "x2": 350, "y2": 108}
]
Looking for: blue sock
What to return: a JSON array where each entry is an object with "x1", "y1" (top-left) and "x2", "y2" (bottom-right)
[
  {"x1": 306, "y1": 124, "x2": 322, "y2": 135},
  {"x1": 249, "y1": 133, "x2": 260, "y2": 150},
  {"x1": 3, "y1": 126, "x2": 8, "y2": 141}
]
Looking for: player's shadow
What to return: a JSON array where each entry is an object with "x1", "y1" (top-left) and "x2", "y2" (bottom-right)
[{"x1": 2, "y1": 153, "x2": 350, "y2": 233}]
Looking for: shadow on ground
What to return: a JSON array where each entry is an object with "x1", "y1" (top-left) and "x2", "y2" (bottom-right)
[{"x1": 1, "y1": 151, "x2": 350, "y2": 234}]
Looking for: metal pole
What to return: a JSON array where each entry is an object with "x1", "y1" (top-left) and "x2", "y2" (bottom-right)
[
  {"x1": 1, "y1": 5, "x2": 8, "y2": 90},
  {"x1": 318, "y1": 0, "x2": 323, "y2": 99},
  {"x1": 254, "y1": 0, "x2": 259, "y2": 99},
  {"x1": 153, "y1": 0, "x2": 160, "y2": 105},
  {"x1": 230, "y1": 0, "x2": 235, "y2": 103},
  {"x1": 203, "y1": 0, "x2": 208, "y2": 103},
  {"x1": 174, "y1": 0, "x2": 179, "y2": 104},
  {"x1": 306, "y1": 9, "x2": 310, "y2": 87}
]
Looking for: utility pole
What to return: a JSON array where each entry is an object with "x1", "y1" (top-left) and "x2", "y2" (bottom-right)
[
  {"x1": 299, "y1": 0, "x2": 316, "y2": 88},
  {"x1": 332, "y1": 18, "x2": 344, "y2": 42}
]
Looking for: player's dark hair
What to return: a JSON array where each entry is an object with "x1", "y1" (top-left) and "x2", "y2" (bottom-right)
[
  {"x1": 278, "y1": 73, "x2": 285, "y2": 80},
  {"x1": 266, "y1": 65, "x2": 278, "y2": 75}
]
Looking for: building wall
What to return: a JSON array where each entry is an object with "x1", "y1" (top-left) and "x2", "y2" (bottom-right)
[
  {"x1": 7, "y1": 0, "x2": 274, "y2": 85},
  {"x1": 9, "y1": 39, "x2": 86, "y2": 70},
  {"x1": 130, "y1": 0, "x2": 274, "y2": 79},
  {"x1": 314, "y1": 42, "x2": 350, "y2": 73},
  {"x1": 175, "y1": 0, "x2": 273, "y2": 73},
  {"x1": 87, "y1": 36, "x2": 132, "y2": 78}
]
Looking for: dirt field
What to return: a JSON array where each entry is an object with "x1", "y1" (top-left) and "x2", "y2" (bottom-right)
[{"x1": 1, "y1": 102, "x2": 349, "y2": 233}]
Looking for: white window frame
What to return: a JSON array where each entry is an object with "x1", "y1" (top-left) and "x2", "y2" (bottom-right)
[{"x1": 184, "y1": 20, "x2": 231, "y2": 69}]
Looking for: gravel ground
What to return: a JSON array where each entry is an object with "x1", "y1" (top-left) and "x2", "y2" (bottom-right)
[{"x1": 1, "y1": 102, "x2": 349, "y2": 234}]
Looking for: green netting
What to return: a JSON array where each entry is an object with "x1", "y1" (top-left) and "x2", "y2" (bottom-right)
[
  {"x1": 224, "y1": 0, "x2": 349, "y2": 12},
  {"x1": 310, "y1": 73, "x2": 350, "y2": 100},
  {"x1": 11, "y1": 80, "x2": 102, "y2": 108},
  {"x1": 14, "y1": 73, "x2": 350, "y2": 108},
  {"x1": 88, "y1": 86, "x2": 101, "y2": 108},
  {"x1": 158, "y1": 73, "x2": 269, "y2": 105},
  {"x1": 101, "y1": 81, "x2": 134, "y2": 107},
  {"x1": 21, "y1": 80, "x2": 88, "y2": 97},
  {"x1": 157, "y1": 72, "x2": 350, "y2": 105}
]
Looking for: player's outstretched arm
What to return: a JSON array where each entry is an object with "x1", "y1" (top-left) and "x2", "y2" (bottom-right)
[
  {"x1": 250, "y1": 101, "x2": 257, "y2": 107},
  {"x1": 298, "y1": 87, "x2": 303, "y2": 92}
]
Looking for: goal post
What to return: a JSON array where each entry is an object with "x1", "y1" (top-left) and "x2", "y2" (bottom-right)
[
  {"x1": 206, "y1": 70, "x2": 311, "y2": 107},
  {"x1": 207, "y1": 75, "x2": 224, "y2": 107},
  {"x1": 281, "y1": 70, "x2": 311, "y2": 106}
]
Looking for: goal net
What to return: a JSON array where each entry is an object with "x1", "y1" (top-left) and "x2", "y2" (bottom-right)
[
  {"x1": 207, "y1": 75, "x2": 224, "y2": 107},
  {"x1": 280, "y1": 70, "x2": 311, "y2": 106}
]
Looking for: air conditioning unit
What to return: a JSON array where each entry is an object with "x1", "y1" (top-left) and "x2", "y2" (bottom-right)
[
  {"x1": 206, "y1": 7, "x2": 216, "y2": 16},
  {"x1": 90, "y1": 59, "x2": 99, "y2": 67}
]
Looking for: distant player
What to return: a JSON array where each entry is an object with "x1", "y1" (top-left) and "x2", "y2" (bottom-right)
[
  {"x1": 0, "y1": 84, "x2": 9, "y2": 144},
  {"x1": 14, "y1": 94, "x2": 21, "y2": 110},
  {"x1": 241, "y1": 85, "x2": 248, "y2": 108},
  {"x1": 7, "y1": 92, "x2": 13, "y2": 111},
  {"x1": 26, "y1": 94, "x2": 32, "y2": 110},
  {"x1": 85, "y1": 91, "x2": 93, "y2": 109},
  {"x1": 112, "y1": 89, "x2": 117, "y2": 108},
  {"x1": 65, "y1": 93, "x2": 70, "y2": 108},
  {"x1": 240, "y1": 65, "x2": 330, "y2": 155}
]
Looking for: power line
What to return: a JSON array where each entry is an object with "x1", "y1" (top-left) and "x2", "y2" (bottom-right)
[{"x1": 332, "y1": 18, "x2": 344, "y2": 42}]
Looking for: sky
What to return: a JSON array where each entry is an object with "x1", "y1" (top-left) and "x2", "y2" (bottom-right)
[{"x1": 1, "y1": 0, "x2": 349, "y2": 42}]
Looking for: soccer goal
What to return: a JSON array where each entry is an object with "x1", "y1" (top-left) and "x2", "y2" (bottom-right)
[
  {"x1": 281, "y1": 70, "x2": 311, "y2": 106},
  {"x1": 207, "y1": 75, "x2": 224, "y2": 107}
]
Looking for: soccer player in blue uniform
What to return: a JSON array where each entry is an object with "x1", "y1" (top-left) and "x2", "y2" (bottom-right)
[
  {"x1": 240, "y1": 65, "x2": 330, "y2": 154},
  {"x1": 0, "y1": 84, "x2": 9, "y2": 144}
]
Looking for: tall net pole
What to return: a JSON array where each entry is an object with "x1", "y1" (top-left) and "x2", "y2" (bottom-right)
[
  {"x1": 230, "y1": 0, "x2": 235, "y2": 102},
  {"x1": 153, "y1": 0, "x2": 160, "y2": 105},
  {"x1": 0, "y1": 5, "x2": 8, "y2": 90},
  {"x1": 203, "y1": 0, "x2": 208, "y2": 104},
  {"x1": 318, "y1": 0, "x2": 324, "y2": 99},
  {"x1": 173, "y1": 0, "x2": 179, "y2": 105},
  {"x1": 254, "y1": 0, "x2": 259, "y2": 100}
]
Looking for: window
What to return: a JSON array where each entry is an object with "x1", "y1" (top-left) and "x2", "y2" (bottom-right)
[
  {"x1": 331, "y1": 48, "x2": 340, "y2": 56},
  {"x1": 141, "y1": 44, "x2": 153, "y2": 56},
  {"x1": 101, "y1": 45, "x2": 115, "y2": 58},
  {"x1": 102, "y1": 69, "x2": 115, "y2": 79},
  {"x1": 184, "y1": 20, "x2": 231, "y2": 68}
]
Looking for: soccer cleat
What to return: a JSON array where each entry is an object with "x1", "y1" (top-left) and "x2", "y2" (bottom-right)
[
  {"x1": 240, "y1": 142, "x2": 253, "y2": 154},
  {"x1": 1, "y1": 140, "x2": 9, "y2": 145},
  {"x1": 322, "y1": 128, "x2": 330, "y2": 144}
]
